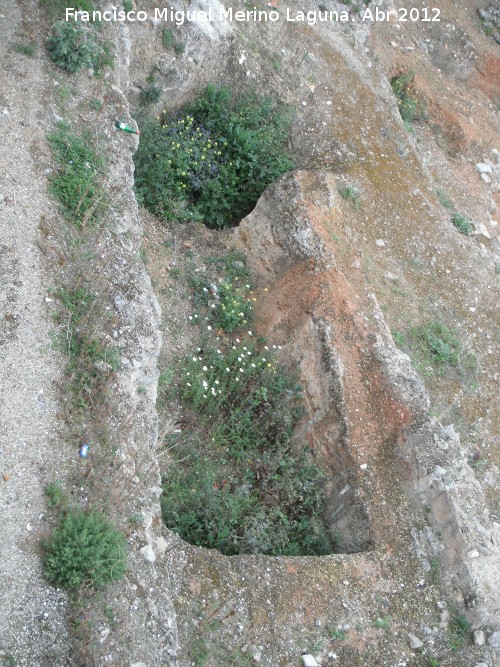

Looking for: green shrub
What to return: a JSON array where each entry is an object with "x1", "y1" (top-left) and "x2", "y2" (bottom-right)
[
  {"x1": 447, "y1": 614, "x2": 471, "y2": 651},
  {"x1": 45, "y1": 481, "x2": 66, "y2": 508},
  {"x1": 339, "y1": 185, "x2": 361, "y2": 209},
  {"x1": 134, "y1": 85, "x2": 294, "y2": 228},
  {"x1": 409, "y1": 321, "x2": 461, "y2": 370},
  {"x1": 161, "y1": 332, "x2": 333, "y2": 556},
  {"x1": 162, "y1": 28, "x2": 175, "y2": 49},
  {"x1": 48, "y1": 123, "x2": 107, "y2": 227},
  {"x1": 451, "y1": 212, "x2": 473, "y2": 235},
  {"x1": 162, "y1": 28, "x2": 185, "y2": 53},
  {"x1": 40, "y1": 0, "x2": 94, "y2": 19},
  {"x1": 46, "y1": 21, "x2": 112, "y2": 73},
  {"x1": 391, "y1": 71, "x2": 425, "y2": 128},
  {"x1": 52, "y1": 286, "x2": 120, "y2": 413},
  {"x1": 139, "y1": 84, "x2": 162, "y2": 106},
  {"x1": 43, "y1": 508, "x2": 126, "y2": 590},
  {"x1": 13, "y1": 41, "x2": 37, "y2": 56}
]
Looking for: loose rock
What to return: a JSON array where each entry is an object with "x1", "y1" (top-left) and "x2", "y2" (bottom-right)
[{"x1": 407, "y1": 634, "x2": 423, "y2": 650}]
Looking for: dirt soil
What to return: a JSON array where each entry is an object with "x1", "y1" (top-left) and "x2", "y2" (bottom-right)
[{"x1": 0, "y1": 0, "x2": 499, "y2": 666}]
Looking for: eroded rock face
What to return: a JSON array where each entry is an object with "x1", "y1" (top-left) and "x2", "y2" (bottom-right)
[{"x1": 234, "y1": 169, "x2": 500, "y2": 628}]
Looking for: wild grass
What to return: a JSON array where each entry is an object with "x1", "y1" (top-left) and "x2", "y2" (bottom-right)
[
  {"x1": 160, "y1": 259, "x2": 334, "y2": 556},
  {"x1": 451, "y1": 212, "x2": 473, "y2": 235},
  {"x1": 48, "y1": 123, "x2": 107, "y2": 228},
  {"x1": 391, "y1": 71, "x2": 425, "y2": 130},
  {"x1": 47, "y1": 21, "x2": 113, "y2": 74},
  {"x1": 339, "y1": 184, "x2": 361, "y2": 209}
]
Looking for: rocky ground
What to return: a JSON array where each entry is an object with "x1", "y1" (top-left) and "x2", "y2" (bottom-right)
[{"x1": 0, "y1": 0, "x2": 499, "y2": 666}]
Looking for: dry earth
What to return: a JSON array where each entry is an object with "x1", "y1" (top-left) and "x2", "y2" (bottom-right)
[{"x1": 0, "y1": 0, "x2": 499, "y2": 666}]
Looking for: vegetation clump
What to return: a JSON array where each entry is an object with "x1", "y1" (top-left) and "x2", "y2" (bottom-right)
[
  {"x1": 13, "y1": 41, "x2": 37, "y2": 56},
  {"x1": 40, "y1": 0, "x2": 95, "y2": 19},
  {"x1": 160, "y1": 259, "x2": 334, "y2": 556},
  {"x1": 410, "y1": 321, "x2": 461, "y2": 369},
  {"x1": 134, "y1": 85, "x2": 294, "y2": 228},
  {"x1": 46, "y1": 21, "x2": 113, "y2": 73},
  {"x1": 391, "y1": 71, "x2": 425, "y2": 129},
  {"x1": 52, "y1": 286, "x2": 120, "y2": 415},
  {"x1": 48, "y1": 123, "x2": 107, "y2": 227},
  {"x1": 43, "y1": 508, "x2": 126, "y2": 590},
  {"x1": 447, "y1": 614, "x2": 472, "y2": 651},
  {"x1": 339, "y1": 184, "x2": 361, "y2": 209},
  {"x1": 139, "y1": 84, "x2": 162, "y2": 106},
  {"x1": 451, "y1": 212, "x2": 473, "y2": 235}
]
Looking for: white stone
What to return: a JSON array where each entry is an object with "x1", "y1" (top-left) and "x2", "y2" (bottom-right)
[
  {"x1": 476, "y1": 223, "x2": 491, "y2": 239},
  {"x1": 489, "y1": 631, "x2": 500, "y2": 648},
  {"x1": 407, "y1": 634, "x2": 423, "y2": 649},
  {"x1": 302, "y1": 656, "x2": 319, "y2": 667},
  {"x1": 473, "y1": 630, "x2": 485, "y2": 646},
  {"x1": 140, "y1": 544, "x2": 156, "y2": 563},
  {"x1": 360, "y1": 463, "x2": 368, "y2": 470},
  {"x1": 476, "y1": 163, "x2": 493, "y2": 175},
  {"x1": 375, "y1": 239, "x2": 386, "y2": 247},
  {"x1": 467, "y1": 549, "x2": 480, "y2": 559},
  {"x1": 481, "y1": 173, "x2": 492, "y2": 184}
]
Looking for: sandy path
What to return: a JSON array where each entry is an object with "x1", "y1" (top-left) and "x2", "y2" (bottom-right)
[{"x1": 0, "y1": 2, "x2": 72, "y2": 664}]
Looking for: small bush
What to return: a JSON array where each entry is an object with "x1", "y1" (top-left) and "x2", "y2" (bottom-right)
[
  {"x1": 339, "y1": 185, "x2": 361, "y2": 209},
  {"x1": 162, "y1": 28, "x2": 185, "y2": 54},
  {"x1": 45, "y1": 481, "x2": 66, "y2": 508},
  {"x1": 410, "y1": 321, "x2": 461, "y2": 370},
  {"x1": 43, "y1": 508, "x2": 126, "y2": 590},
  {"x1": 46, "y1": 21, "x2": 112, "y2": 74},
  {"x1": 40, "y1": 0, "x2": 94, "y2": 19},
  {"x1": 188, "y1": 274, "x2": 253, "y2": 332},
  {"x1": 162, "y1": 28, "x2": 175, "y2": 49},
  {"x1": 134, "y1": 85, "x2": 294, "y2": 228},
  {"x1": 448, "y1": 614, "x2": 471, "y2": 651},
  {"x1": 139, "y1": 84, "x2": 162, "y2": 106},
  {"x1": 328, "y1": 627, "x2": 346, "y2": 641},
  {"x1": 161, "y1": 267, "x2": 333, "y2": 556},
  {"x1": 391, "y1": 71, "x2": 425, "y2": 128},
  {"x1": 48, "y1": 123, "x2": 107, "y2": 227},
  {"x1": 451, "y1": 212, "x2": 473, "y2": 235},
  {"x1": 13, "y1": 41, "x2": 37, "y2": 56},
  {"x1": 52, "y1": 286, "x2": 120, "y2": 413}
]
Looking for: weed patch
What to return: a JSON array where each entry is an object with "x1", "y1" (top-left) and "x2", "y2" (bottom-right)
[
  {"x1": 43, "y1": 508, "x2": 126, "y2": 590},
  {"x1": 13, "y1": 41, "x2": 37, "y2": 56},
  {"x1": 403, "y1": 320, "x2": 476, "y2": 378},
  {"x1": 160, "y1": 261, "x2": 333, "y2": 556},
  {"x1": 447, "y1": 614, "x2": 471, "y2": 651},
  {"x1": 134, "y1": 85, "x2": 294, "y2": 228},
  {"x1": 339, "y1": 184, "x2": 361, "y2": 209},
  {"x1": 52, "y1": 286, "x2": 120, "y2": 418},
  {"x1": 139, "y1": 84, "x2": 162, "y2": 106},
  {"x1": 391, "y1": 71, "x2": 425, "y2": 130},
  {"x1": 48, "y1": 123, "x2": 107, "y2": 228},
  {"x1": 40, "y1": 0, "x2": 95, "y2": 19},
  {"x1": 47, "y1": 21, "x2": 113, "y2": 73},
  {"x1": 451, "y1": 212, "x2": 473, "y2": 235}
]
